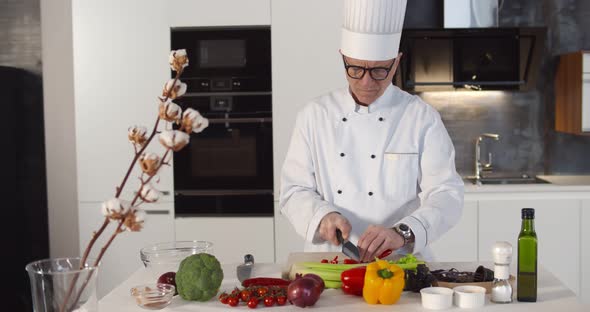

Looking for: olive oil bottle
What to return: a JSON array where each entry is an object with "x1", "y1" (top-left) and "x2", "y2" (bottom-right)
[{"x1": 517, "y1": 208, "x2": 537, "y2": 302}]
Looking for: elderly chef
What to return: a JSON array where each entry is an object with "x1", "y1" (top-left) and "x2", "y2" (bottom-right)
[{"x1": 279, "y1": 0, "x2": 464, "y2": 262}]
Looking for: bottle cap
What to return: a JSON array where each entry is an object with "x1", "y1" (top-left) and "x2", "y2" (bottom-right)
[
  {"x1": 521, "y1": 208, "x2": 535, "y2": 219},
  {"x1": 492, "y1": 241, "x2": 513, "y2": 264}
]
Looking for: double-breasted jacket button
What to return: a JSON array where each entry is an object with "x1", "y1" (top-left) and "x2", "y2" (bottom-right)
[
  {"x1": 340, "y1": 153, "x2": 345, "y2": 157},
  {"x1": 337, "y1": 190, "x2": 343, "y2": 194},
  {"x1": 368, "y1": 191, "x2": 373, "y2": 196},
  {"x1": 378, "y1": 117, "x2": 384, "y2": 122},
  {"x1": 370, "y1": 154, "x2": 376, "y2": 159},
  {"x1": 342, "y1": 117, "x2": 348, "y2": 122}
]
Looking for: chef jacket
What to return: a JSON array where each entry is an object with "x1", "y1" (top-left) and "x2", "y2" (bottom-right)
[{"x1": 279, "y1": 84, "x2": 464, "y2": 260}]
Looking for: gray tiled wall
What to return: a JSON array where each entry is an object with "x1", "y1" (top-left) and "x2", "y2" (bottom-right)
[
  {"x1": 410, "y1": 0, "x2": 590, "y2": 176},
  {"x1": 0, "y1": 0, "x2": 41, "y2": 73}
]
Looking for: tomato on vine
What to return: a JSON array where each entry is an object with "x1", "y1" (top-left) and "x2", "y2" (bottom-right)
[
  {"x1": 263, "y1": 296, "x2": 275, "y2": 307},
  {"x1": 276, "y1": 295, "x2": 287, "y2": 306},
  {"x1": 240, "y1": 289, "x2": 251, "y2": 302},
  {"x1": 247, "y1": 297, "x2": 259, "y2": 309},
  {"x1": 257, "y1": 287, "x2": 268, "y2": 297},
  {"x1": 227, "y1": 296, "x2": 239, "y2": 307},
  {"x1": 218, "y1": 293, "x2": 229, "y2": 304}
]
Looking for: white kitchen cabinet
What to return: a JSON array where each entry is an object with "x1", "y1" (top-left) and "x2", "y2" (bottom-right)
[
  {"x1": 78, "y1": 202, "x2": 174, "y2": 298},
  {"x1": 175, "y1": 217, "x2": 275, "y2": 264},
  {"x1": 169, "y1": 0, "x2": 270, "y2": 27},
  {"x1": 274, "y1": 201, "x2": 305, "y2": 264},
  {"x1": 72, "y1": 0, "x2": 173, "y2": 202},
  {"x1": 478, "y1": 199, "x2": 580, "y2": 295},
  {"x1": 581, "y1": 200, "x2": 590, "y2": 304},
  {"x1": 73, "y1": 0, "x2": 273, "y2": 203},
  {"x1": 429, "y1": 200, "x2": 478, "y2": 262}
]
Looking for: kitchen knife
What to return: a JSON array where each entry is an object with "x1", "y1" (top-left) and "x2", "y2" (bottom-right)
[
  {"x1": 336, "y1": 229, "x2": 360, "y2": 261},
  {"x1": 236, "y1": 254, "x2": 254, "y2": 282}
]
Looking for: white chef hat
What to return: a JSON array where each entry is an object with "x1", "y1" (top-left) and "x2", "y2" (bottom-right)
[{"x1": 341, "y1": 0, "x2": 407, "y2": 61}]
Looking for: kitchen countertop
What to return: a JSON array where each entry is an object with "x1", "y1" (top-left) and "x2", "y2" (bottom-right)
[
  {"x1": 100, "y1": 262, "x2": 589, "y2": 311},
  {"x1": 463, "y1": 175, "x2": 590, "y2": 194}
]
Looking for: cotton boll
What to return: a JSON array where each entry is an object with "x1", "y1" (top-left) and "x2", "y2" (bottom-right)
[{"x1": 159, "y1": 130, "x2": 190, "y2": 151}]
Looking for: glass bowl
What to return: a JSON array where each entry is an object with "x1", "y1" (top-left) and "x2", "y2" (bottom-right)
[
  {"x1": 130, "y1": 283, "x2": 175, "y2": 310},
  {"x1": 140, "y1": 241, "x2": 213, "y2": 278}
]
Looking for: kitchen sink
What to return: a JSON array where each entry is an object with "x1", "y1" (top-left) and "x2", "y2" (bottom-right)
[{"x1": 465, "y1": 175, "x2": 551, "y2": 185}]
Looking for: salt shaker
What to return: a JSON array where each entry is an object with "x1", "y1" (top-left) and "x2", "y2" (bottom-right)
[{"x1": 491, "y1": 241, "x2": 513, "y2": 303}]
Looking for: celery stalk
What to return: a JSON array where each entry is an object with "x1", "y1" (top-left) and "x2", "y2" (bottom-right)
[
  {"x1": 291, "y1": 268, "x2": 342, "y2": 282},
  {"x1": 297, "y1": 262, "x2": 365, "y2": 270},
  {"x1": 324, "y1": 280, "x2": 342, "y2": 289}
]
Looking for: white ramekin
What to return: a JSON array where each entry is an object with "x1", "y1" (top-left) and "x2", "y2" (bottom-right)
[
  {"x1": 420, "y1": 287, "x2": 454, "y2": 310},
  {"x1": 453, "y1": 285, "x2": 487, "y2": 308}
]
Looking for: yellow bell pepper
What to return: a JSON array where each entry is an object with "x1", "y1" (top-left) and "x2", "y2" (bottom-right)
[{"x1": 363, "y1": 259, "x2": 405, "y2": 305}]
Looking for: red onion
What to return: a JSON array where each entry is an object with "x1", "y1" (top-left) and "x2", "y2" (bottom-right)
[
  {"x1": 302, "y1": 273, "x2": 325, "y2": 293},
  {"x1": 287, "y1": 277, "x2": 322, "y2": 307}
]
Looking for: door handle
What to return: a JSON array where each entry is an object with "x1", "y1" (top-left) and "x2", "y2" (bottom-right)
[
  {"x1": 208, "y1": 117, "x2": 272, "y2": 124},
  {"x1": 145, "y1": 210, "x2": 170, "y2": 215}
]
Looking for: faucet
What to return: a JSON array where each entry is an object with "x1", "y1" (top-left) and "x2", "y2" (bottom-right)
[{"x1": 474, "y1": 133, "x2": 500, "y2": 181}]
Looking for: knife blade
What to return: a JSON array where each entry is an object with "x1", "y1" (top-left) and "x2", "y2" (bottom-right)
[
  {"x1": 236, "y1": 254, "x2": 254, "y2": 282},
  {"x1": 336, "y1": 229, "x2": 360, "y2": 261}
]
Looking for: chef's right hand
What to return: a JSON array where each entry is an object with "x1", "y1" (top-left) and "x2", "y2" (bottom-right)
[{"x1": 318, "y1": 212, "x2": 351, "y2": 246}]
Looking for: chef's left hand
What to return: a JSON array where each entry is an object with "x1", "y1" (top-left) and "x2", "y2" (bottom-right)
[{"x1": 357, "y1": 225, "x2": 404, "y2": 262}]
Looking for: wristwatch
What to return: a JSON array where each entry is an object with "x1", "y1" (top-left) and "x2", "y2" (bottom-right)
[{"x1": 392, "y1": 223, "x2": 415, "y2": 247}]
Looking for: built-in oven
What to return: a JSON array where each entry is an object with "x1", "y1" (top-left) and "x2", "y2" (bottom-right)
[{"x1": 171, "y1": 26, "x2": 273, "y2": 217}]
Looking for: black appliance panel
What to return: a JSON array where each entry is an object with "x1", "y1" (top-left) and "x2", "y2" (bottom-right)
[
  {"x1": 171, "y1": 27, "x2": 271, "y2": 92},
  {"x1": 454, "y1": 35, "x2": 519, "y2": 88},
  {"x1": 174, "y1": 192, "x2": 274, "y2": 216},
  {"x1": 172, "y1": 26, "x2": 273, "y2": 217},
  {"x1": 174, "y1": 95, "x2": 272, "y2": 191}
]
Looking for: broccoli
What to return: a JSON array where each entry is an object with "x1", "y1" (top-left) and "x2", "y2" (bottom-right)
[{"x1": 176, "y1": 253, "x2": 224, "y2": 301}]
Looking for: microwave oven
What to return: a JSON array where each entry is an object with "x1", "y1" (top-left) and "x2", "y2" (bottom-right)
[{"x1": 171, "y1": 26, "x2": 271, "y2": 93}]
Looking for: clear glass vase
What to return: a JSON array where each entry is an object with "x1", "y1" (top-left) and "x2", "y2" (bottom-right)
[{"x1": 26, "y1": 257, "x2": 99, "y2": 312}]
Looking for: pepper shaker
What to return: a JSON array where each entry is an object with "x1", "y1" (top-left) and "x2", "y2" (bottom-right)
[{"x1": 491, "y1": 241, "x2": 513, "y2": 303}]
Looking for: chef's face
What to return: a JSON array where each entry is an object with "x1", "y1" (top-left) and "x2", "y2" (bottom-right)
[{"x1": 342, "y1": 52, "x2": 402, "y2": 106}]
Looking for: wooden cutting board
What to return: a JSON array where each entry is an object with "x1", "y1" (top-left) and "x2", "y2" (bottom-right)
[
  {"x1": 282, "y1": 252, "x2": 345, "y2": 280},
  {"x1": 282, "y1": 251, "x2": 407, "y2": 280}
]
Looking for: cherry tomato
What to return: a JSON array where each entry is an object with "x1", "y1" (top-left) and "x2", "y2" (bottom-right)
[
  {"x1": 330, "y1": 255, "x2": 339, "y2": 264},
  {"x1": 247, "y1": 297, "x2": 259, "y2": 309},
  {"x1": 240, "y1": 289, "x2": 251, "y2": 302},
  {"x1": 320, "y1": 259, "x2": 329, "y2": 263},
  {"x1": 276, "y1": 295, "x2": 287, "y2": 306},
  {"x1": 377, "y1": 249, "x2": 393, "y2": 259},
  {"x1": 227, "y1": 296, "x2": 239, "y2": 307},
  {"x1": 343, "y1": 258, "x2": 359, "y2": 264},
  {"x1": 257, "y1": 287, "x2": 268, "y2": 297},
  {"x1": 218, "y1": 293, "x2": 229, "y2": 304},
  {"x1": 263, "y1": 296, "x2": 275, "y2": 307}
]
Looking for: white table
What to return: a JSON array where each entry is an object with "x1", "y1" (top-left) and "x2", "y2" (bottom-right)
[{"x1": 100, "y1": 262, "x2": 589, "y2": 311}]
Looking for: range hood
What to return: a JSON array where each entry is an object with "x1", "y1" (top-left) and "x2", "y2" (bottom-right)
[{"x1": 395, "y1": 27, "x2": 546, "y2": 91}]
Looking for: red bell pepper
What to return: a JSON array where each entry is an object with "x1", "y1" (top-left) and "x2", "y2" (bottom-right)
[{"x1": 340, "y1": 266, "x2": 367, "y2": 296}]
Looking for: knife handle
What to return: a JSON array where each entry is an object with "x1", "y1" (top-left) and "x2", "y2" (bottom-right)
[{"x1": 335, "y1": 229, "x2": 344, "y2": 244}]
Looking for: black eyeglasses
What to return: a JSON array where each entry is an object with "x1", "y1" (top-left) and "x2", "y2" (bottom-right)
[{"x1": 342, "y1": 56, "x2": 396, "y2": 81}]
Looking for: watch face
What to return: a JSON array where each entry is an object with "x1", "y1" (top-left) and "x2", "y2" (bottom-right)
[{"x1": 399, "y1": 223, "x2": 409, "y2": 232}]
